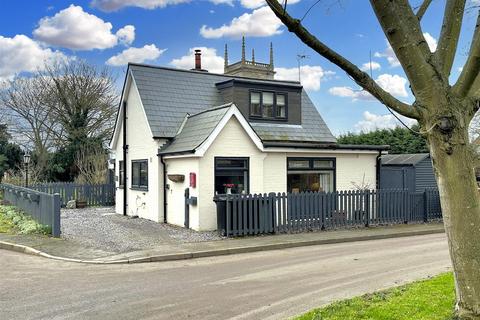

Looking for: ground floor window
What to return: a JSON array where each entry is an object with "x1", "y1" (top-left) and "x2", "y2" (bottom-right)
[
  {"x1": 287, "y1": 157, "x2": 335, "y2": 193},
  {"x1": 119, "y1": 160, "x2": 124, "y2": 188},
  {"x1": 131, "y1": 159, "x2": 148, "y2": 190},
  {"x1": 215, "y1": 157, "x2": 249, "y2": 194}
]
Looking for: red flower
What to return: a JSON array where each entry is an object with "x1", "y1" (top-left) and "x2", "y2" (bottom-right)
[{"x1": 223, "y1": 183, "x2": 235, "y2": 188}]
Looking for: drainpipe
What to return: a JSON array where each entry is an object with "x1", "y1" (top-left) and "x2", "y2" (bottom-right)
[
  {"x1": 160, "y1": 155, "x2": 167, "y2": 223},
  {"x1": 122, "y1": 101, "x2": 128, "y2": 216},
  {"x1": 376, "y1": 150, "x2": 382, "y2": 189}
]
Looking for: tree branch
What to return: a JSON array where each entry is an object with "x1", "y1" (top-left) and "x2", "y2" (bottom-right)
[
  {"x1": 370, "y1": 0, "x2": 441, "y2": 100},
  {"x1": 453, "y1": 11, "x2": 480, "y2": 97},
  {"x1": 265, "y1": 0, "x2": 420, "y2": 119},
  {"x1": 416, "y1": 0, "x2": 433, "y2": 20},
  {"x1": 436, "y1": 0, "x2": 466, "y2": 78}
]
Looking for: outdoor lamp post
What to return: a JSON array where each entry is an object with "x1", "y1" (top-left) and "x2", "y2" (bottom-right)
[{"x1": 23, "y1": 152, "x2": 31, "y2": 188}]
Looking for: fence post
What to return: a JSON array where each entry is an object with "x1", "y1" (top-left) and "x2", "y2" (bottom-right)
[
  {"x1": 52, "y1": 193, "x2": 61, "y2": 237},
  {"x1": 364, "y1": 190, "x2": 370, "y2": 227},
  {"x1": 226, "y1": 194, "x2": 231, "y2": 237},
  {"x1": 423, "y1": 190, "x2": 428, "y2": 223}
]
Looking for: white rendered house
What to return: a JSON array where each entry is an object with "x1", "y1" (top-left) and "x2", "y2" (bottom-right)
[{"x1": 109, "y1": 43, "x2": 387, "y2": 231}]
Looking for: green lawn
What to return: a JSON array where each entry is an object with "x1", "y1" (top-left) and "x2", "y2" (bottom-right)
[{"x1": 296, "y1": 273, "x2": 455, "y2": 320}]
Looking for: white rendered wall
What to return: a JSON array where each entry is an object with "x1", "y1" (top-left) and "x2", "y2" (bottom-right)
[
  {"x1": 164, "y1": 157, "x2": 200, "y2": 229},
  {"x1": 112, "y1": 80, "x2": 166, "y2": 222}
]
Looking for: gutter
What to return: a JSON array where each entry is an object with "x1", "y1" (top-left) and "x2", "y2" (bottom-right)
[
  {"x1": 376, "y1": 150, "x2": 382, "y2": 189},
  {"x1": 262, "y1": 141, "x2": 390, "y2": 151},
  {"x1": 158, "y1": 149, "x2": 196, "y2": 157},
  {"x1": 160, "y1": 154, "x2": 167, "y2": 223}
]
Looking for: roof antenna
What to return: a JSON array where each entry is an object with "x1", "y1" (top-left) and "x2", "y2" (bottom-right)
[{"x1": 296, "y1": 54, "x2": 309, "y2": 82}]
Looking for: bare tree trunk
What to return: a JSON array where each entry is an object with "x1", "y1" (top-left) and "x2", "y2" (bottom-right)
[{"x1": 428, "y1": 115, "x2": 480, "y2": 319}]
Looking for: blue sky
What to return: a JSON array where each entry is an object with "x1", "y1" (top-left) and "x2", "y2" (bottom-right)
[{"x1": 0, "y1": 0, "x2": 478, "y2": 135}]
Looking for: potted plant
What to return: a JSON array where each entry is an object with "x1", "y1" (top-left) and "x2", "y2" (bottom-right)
[{"x1": 223, "y1": 183, "x2": 235, "y2": 194}]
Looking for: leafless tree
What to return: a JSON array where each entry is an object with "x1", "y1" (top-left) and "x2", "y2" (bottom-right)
[
  {"x1": 266, "y1": 0, "x2": 480, "y2": 318},
  {"x1": 75, "y1": 144, "x2": 109, "y2": 185},
  {"x1": 0, "y1": 76, "x2": 57, "y2": 173},
  {"x1": 39, "y1": 59, "x2": 118, "y2": 146}
]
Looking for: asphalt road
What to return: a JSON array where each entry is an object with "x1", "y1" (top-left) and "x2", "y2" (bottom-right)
[{"x1": 0, "y1": 233, "x2": 451, "y2": 320}]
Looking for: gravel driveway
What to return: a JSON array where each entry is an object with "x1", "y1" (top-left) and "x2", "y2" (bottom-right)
[{"x1": 61, "y1": 207, "x2": 224, "y2": 253}]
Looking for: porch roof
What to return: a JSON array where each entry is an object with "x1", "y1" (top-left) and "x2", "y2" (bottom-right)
[{"x1": 158, "y1": 104, "x2": 232, "y2": 155}]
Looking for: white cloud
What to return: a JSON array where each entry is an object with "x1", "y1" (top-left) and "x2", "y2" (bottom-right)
[
  {"x1": 275, "y1": 65, "x2": 334, "y2": 91},
  {"x1": 170, "y1": 47, "x2": 224, "y2": 73},
  {"x1": 33, "y1": 5, "x2": 133, "y2": 50},
  {"x1": 329, "y1": 73, "x2": 408, "y2": 100},
  {"x1": 375, "y1": 74, "x2": 408, "y2": 97},
  {"x1": 116, "y1": 25, "x2": 135, "y2": 46},
  {"x1": 374, "y1": 33, "x2": 437, "y2": 67},
  {"x1": 374, "y1": 41, "x2": 400, "y2": 68},
  {"x1": 423, "y1": 32, "x2": 437, "y2": 52},
  {"x1": 329, "y1": 86, "x2": 373, "y2": 100},
  {"x1": 91, "y1": 0, "x2": 189, "y2": 11},
  {"x1": 354, "y1": 111, "x2": 416, "y2": 132},
  {"x1": 240, "y1": 0, "x2": 300, "y2": 9},
  {"x1": 106, "y1": 44, "x2": 165, "y2": 66},
  {"x1": 200, "y1": 6, "x2": 283, "y2": 39},
  {"x1": 210, "y1": 0, "x2": 234, "y2": 5},
  {"x1": 0, "y1": 34, "x2": 67, "y2": 81},
  {"x1": 360, "y1": 61, "x2": 381, "y2": 72}
]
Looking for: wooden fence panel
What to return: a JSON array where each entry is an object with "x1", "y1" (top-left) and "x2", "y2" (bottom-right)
[{"x1": 29, "y1": 183, "x2": 115, "y2": 207}]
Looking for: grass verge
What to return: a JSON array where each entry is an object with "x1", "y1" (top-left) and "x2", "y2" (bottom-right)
[
  {"x1": 296, "y1": 273, "x2": 455, "y2": 320},
  {"x1": 0, "y1": 204, "x2": 51, "y2": 235}
]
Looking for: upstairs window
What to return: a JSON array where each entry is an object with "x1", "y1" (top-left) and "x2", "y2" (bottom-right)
[
  {"x1": 250, "y1": 91, "x2": 287, "y2": 120},
  {"x1": 262, "y1": 92, "x2": 274, "y2": 118},
  {"x1": 276, "y1": 94, "x2": 286, "y2": 118},
  {"x1": 250, "y1": 92, "x2": 261, "y2": 116}
]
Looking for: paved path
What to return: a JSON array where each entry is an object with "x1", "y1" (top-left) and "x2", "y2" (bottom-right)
[
  {"x1": 1, "y1": 233, "x2": 451, "y2": 320},
  {"x1": 0, "y1": 223, "x2": 445, "y2": 263}
]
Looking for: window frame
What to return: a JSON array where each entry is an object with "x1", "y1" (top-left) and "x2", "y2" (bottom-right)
[
  {"x1": 249, "y1": 90, "x2": 288, "y2": 121},
  {"x1": 287, "y1": 157, "x2": 336, "y2": 192},
  {"x1": 118, "y1": 160, "x2": 125, "y2": 189},
  {"x1": 131, "y1": 159, "x2": 148, "y2": 191},
  {"x1": 214, "y1": 157, "x2": 250, "y2": 195}
]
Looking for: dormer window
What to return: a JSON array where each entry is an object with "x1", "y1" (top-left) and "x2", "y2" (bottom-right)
[{"x1": 249, "y1": 91, "x2": 287, "y2": 120}]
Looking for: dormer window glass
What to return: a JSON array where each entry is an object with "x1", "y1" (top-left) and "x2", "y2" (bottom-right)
[
  {"x1": 249, "y1": 90, "x2": 288, "y2": 120},
  {"x1": 276, "y1": 94, "x2": 286, "y2": 118},
  {"x1": 250, "y1": 92, "x2": 261, "y2": 116},
  {"x1": 262, "y1": 92, "x2": 274, "y2": 118}
]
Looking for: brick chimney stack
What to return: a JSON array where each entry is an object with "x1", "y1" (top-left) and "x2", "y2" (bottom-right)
[{"x1": 194, "y1": 49, "x2": 202, "y2": 70}]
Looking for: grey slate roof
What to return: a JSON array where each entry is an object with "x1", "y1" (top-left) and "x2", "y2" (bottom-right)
[
  {"x1": 381, "y1": 153, "x2": 430, "y2": 166},
  {"x1": 159, "y1": 104, "x2": 232, "y2": 154},
  {"x1": 129, "y1": 64, "x2": 336, "y2": 144}
]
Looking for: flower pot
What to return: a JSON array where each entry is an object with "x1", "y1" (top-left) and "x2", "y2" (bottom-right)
[{"x1": 76, "y1": 200, "x2": 87, "y2": 209}]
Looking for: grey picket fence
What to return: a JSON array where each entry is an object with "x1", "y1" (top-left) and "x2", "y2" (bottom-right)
[
  {"x1": 0, "y1": 183, "x2": 61, "y2": 237},
  {"x1": 217, "y1": 188, "x2": 442, "y2": 237},
  {"x1": 30, "y1": 182, "x2": 115, "y2": 207}
]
